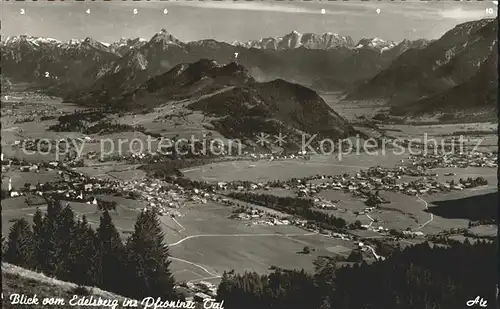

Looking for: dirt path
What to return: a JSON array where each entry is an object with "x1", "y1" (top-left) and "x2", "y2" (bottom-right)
[
  {"x1": 169, "y1": 256, "x2": 221, "y2": 279},
  {"x1": 414, "y1": 195, "x2": 433, "y2": 230},
  {"x1": 168, "y1": 230, "x2": 319, "y2": 282},
  {"x1": 169, "y1": 230, "x2": 319, "y2": 247}
]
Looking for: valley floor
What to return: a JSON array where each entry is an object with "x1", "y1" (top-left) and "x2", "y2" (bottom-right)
[{"x1": 1, "y1": 90, "x2": 497, "y2": 287}]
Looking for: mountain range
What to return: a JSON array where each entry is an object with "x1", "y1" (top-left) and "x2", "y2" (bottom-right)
[
  {"x1": 0, "y1": 29, "x2": 429, "y2": 98},
  {"x1": 2, "y1": 29, "x2": 401, "y2": 54},
  {"x1": 1, "y1": 18, "x2": 497, "y2": 122},
  {"x1": 348, "y1": 18, "x2": 498, "y2": 120},
  {"x1": 0, "y1": 35, "x2": 120, "y2": 91},
  {"x1": 233, "y1": 30, "x2": 356, "y2": 50}
]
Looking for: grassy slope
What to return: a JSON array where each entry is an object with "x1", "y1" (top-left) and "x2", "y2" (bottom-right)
[{"x1": 2, "y1": 263, "x2": 130, "y2": 309}]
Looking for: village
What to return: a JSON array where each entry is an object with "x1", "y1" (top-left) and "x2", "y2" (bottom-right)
[
  {"x1": 2, "y1": 146, "x2": 493, "y2": 230},
  {"x1": 215, "y1": 162, "x2": 490, "y2": 198},
  {"x1": 1, "y1": 144, "x2": 496, "y2": 279},
  {"x1": 1, "y1": 150, "x2": 389, "y2": 265},
  {"x1": 1, "y1": 100, "x2": 67, "y2": 122},
  {"x1": 408, "y1": 151, "x2": 497, "y2": 168}
]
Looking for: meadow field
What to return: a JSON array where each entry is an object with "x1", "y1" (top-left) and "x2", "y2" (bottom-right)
[
  {"x1": 1, "y1": 170, "x2": 63, "y2": 191},
  {"x1": 1, "y1": 193, "x2": 355, "y2": 284},
  {"x1": 182, "y1": 152, "x2": 405, "y2": 183},
  {"x1": 162, "y1": 203, "x2": 356, "y2": 283}
]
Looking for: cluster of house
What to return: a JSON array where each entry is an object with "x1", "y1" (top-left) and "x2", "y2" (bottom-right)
[
  {"x1": 215, "y1": 167, "x2": 448, "y2": 200},
  {"x1": 402, "y1": 230, "x2": 425, "y2": 237},
  {"x1": 250, "y1": 218, "x2": 291, "y2": 226},
  {"x1": 3, "y1": 153, "x2": 234, "y2": 218},
  {"x1": 289, "y1": 218, "x2": 353, "y2": 241},
  {"x1": 330, "y1": 231, "x2": 352, "y2": 241},
  {"x1": 353, "y1": 206, "x2": 377, "y2": 217},
  {"x1": 181, "y1": 281, "x2": 218, "y2": 302},
  {"x1": 122, "y1": 179, "x2": 187, "y2": 212},
  {"x1": 226, "y1": 191, "x2": 375, "y2": 235},
  {"x1": 7, "y1": 138, "x2": 93, "y2": 167},
  {"x1": 121, "y1": 178, "x2": 239, "y2": 215},
  {"x1": 217, "y1": 181, "x2": 274, "y2": 192},
  {"x1": 313, "y1": 197, "x2": 338, "y2": 209},
  {"x1": 233, "y1": 208, "x2": 292, "y2": 226},
  {"x1": 3, "y1": 163, "x2": 123, "y2": 203},
  {"x1": 244, "y1": 151, "x2": 309, "y2": 161},
  {"x1": 2, "y1": 101, "x2": 63, "y2": 119},
  {"x1": 123, "y1": 180, "x2": 234, "y2": 215},
  {"x1": 408, "y1": 152, "x2": 497, "y2": 169},
  {"x1": 3, "y1": 157, "x2": 85, "y2": 177},
  {"x1": 218, "y1": 163, "x2": 489, "y2": 202},
  {"x1": 313, "y1": 198, "x2": 389, "y2": 234},
  {"x1": 2, "y1": 155, "x2": 136, "y2": 205},
  {"x1": 232, "y1": 207, "x2": 380, "y2": 244},
  {"x1": 17, "y1": 136, "x2": 92, "y2": 148},
  {"x1": 104, "y1": 148, "x2": 311, "y2": 166}
]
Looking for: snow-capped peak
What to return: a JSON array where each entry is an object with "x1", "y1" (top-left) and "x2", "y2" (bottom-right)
[
  {"x1": 355, "y1": 37, "x2": 397, "y2": 52},
  {"x1": 34, "y1": 37, "x2": 61, "y2": 44},
  {"x1": 108, "y1": 37, "x2": 148, "y2": 55},
  {"x1": 2, "y1": 36, "x2": 62, "y2": 46},
  {"x1": 233, "y1": 30, "x2": 354, "y2": 50},
  {"x1": 68, "y1": 39, "x2": 83, "y2": 45}
]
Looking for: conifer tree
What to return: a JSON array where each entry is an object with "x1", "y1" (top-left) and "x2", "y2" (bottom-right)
[
  {"x1": 67, "y1": 216, "x2": 102, "y2": 286},
  {"x1": 97, "y1": 210, "x2": 127, "y2": 294},
  {"x1": 4, "y1": 218, "x2": 35, "y2": 268},
  {"x1": 32, "y1": 207, "x2": 45, "y2": 271},
  {"x1": 124, "y1": 210, "x2": 178, "y2": 300},
  {"x1": 38, "y1": 199, "x2": 63, "y2": 275},
  {"x1": 1, "y1": 235, "x2": 6, "y2": 260},
  {"x1": 53, "y1": 205, "x2": 76, "y2": 280},
  {"x1": 217, "y1": 271, "x2": 234, "y2": 303}
]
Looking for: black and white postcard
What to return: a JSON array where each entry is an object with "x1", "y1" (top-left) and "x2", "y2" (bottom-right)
[{"x1": 1, "y1": 1, "x2": 498, "y2": 309}]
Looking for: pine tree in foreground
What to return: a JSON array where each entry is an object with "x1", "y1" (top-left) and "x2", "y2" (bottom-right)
[
  {"x1": 124, "y1": 210, "x2": 178, "y2": 300},
  {"x1": 36, "y1": 199, "x2": 63, "y2": 275},
  {"x1": 1, "y1": 235, "x2": 6, "y2": 261},
  {"x1": 53, "y1": 205, "x2": 77, "y2": 281},
  {"x1": 97, "y1": 210, "x2": 128, "y2": 294},
  {"x1": 67, "y1": 216, "x2": 102, "y2": 286},
  {"x1": 4, "y1": 218, "x2": 35, "y2": 269},
  {"x1": 31, "y1": 207, "x2": 44, "y2": 271}
]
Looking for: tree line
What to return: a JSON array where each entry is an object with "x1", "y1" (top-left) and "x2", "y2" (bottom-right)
[
  {"x1": 228, "y1": 192, "x2": 347, "y2": 230},
  {"x1": 2, "y1": 198, "x2": 180, "y2": 301},
  {"x1": 217, "y1": 240, "x2": 496, "y2": 309},
  {"x1": 3, "y1": 197, "x2": 495, "y2": 309}
]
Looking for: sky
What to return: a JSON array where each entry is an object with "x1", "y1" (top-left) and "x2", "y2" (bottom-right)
[{"x1": 1, "y1": 0, "x2": 498, "y2": 44}]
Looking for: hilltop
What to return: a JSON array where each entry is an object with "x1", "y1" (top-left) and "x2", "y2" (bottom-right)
[
  {"x1": 347, "y1": 18, "x2": 498, "y2": 119},
  {"x1": 111, "y1": 59, "x2": 355, "y2": 144}
]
